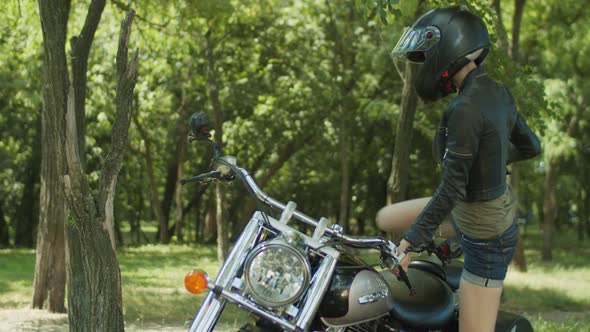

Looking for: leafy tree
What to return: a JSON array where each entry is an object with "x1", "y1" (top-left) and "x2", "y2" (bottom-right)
[{"x1": 37, "y1": 1, "x2": 138, "y2": 329}]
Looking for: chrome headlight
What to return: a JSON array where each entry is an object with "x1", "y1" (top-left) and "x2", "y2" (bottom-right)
[{"x1": 244, "y1": 241, "x2": 311, "y2": 307}]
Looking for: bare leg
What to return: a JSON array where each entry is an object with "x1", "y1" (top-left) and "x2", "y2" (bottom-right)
[
  {"x1": 376, "y1": 197, "x2": 456, "y2": 239},
  {"x1": 459, "y1": 278, "x2": 502, "y2": 332}
]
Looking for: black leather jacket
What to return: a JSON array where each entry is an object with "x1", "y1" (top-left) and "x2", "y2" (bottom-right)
[{"x1": 404, "y1": 66, "x2": 541, "y2": 247}]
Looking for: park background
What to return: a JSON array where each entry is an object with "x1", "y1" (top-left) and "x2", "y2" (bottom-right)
[{"x1": 0, "y1": 0, "x2": 589, "y2": 331}]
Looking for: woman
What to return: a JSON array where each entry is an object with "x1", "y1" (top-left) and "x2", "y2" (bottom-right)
[{"x1": 386, "y1": 6, "x2": 541, "y2": 332}]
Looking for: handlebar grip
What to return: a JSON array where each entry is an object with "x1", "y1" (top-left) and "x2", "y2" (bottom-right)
[{"x1": 181, "y1": 171, "x2": 221, "y2": 185}]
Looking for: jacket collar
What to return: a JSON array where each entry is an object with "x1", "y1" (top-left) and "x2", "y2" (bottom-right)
[{"x1": 458, "y1": 65, "x2": 487, "y2": 93}]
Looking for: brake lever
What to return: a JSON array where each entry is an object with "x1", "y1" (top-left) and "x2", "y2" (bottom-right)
[
  {"x1": 396, "y1": 268, "x2": 416, "y2": 296},
  {"x1": 381, "y1": 241, "x2": 416, "y2": 296}
]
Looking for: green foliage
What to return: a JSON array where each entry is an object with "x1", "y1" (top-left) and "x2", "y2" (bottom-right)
[
  {"x1": 0, "y1": 1, "x2": 43, "y2": 243},
  {"x1": 0, "y1": 0, "x2": 586, "y2": 258}
]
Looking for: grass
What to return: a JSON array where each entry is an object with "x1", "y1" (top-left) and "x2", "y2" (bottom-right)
[
  {"x1": 0, "y1": 227, "x2": 589, "y2": 331},
  {"x1": 501, "y1": 227, "x2": 590, "y2": 331},
  {"x1": 0, "y1": 244, "x2": 251, "y2": 330}
]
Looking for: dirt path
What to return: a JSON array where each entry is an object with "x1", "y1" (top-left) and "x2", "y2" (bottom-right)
[
  {"x1": 0, "y1": 308, "x2": 587, "y2": 331},
  {"x1": 0, "y1": 309, "x2": 67, "y2": 331},
  {"x1": 0, "y1": 309, "x2": 187, "y2": 332},
  {"x1": 0, "y1": 308, "x2": 239, "y2": 331}
]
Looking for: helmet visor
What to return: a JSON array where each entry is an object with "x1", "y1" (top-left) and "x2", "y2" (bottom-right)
[{"x1": 391, "y1": 26, "x2": 441, "y2": 63}]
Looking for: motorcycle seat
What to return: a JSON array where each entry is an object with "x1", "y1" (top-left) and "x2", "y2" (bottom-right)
[
  {"x1": 408, "y1": 259, "x2": 446, "y2": 282},
  {"x1": 409, "y1": 258, "x2": 463, "y2": 292},
  {"x1": 385, "y1": 268, "x2": 455, "y2": 330}
]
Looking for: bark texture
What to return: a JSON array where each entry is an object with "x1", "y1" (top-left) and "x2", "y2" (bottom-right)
[
  {"x1": 387, "y1": 62, "x2": 418, "y2": 204},
  {"x1": 38, "y1": 0, "x2": 138, "y2": 328},
  {"x1": 510, "y1": 0, "x2": 527, "y2": 62},
  {"x1": 70, "y1": 0, "x2": 106, "y2": 164},
  {"x1": 64, "y1": 9, "x2": 138, "y2": 330},
  {"x1": 33, "y1": 0, "x2": 69, "y2": 313}
]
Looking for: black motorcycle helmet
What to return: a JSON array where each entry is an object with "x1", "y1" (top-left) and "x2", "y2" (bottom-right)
[{"x1": 392, "y1": 6, "x2": 490, "y2": 102}]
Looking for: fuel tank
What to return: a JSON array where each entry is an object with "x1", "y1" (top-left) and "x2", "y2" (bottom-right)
[{"x1": 319, "y1": 253, "x2": 394, "y2": 327}]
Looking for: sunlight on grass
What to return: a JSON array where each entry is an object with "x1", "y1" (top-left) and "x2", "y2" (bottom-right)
[
  {"x1": 500, "y1": 228, "x2": 590, "y2": 314},
  {"x1": 530, "y1": 313, "x2": 590, "y2": 332},
  {"x1": 1, "y1": 229, "x2": 589, "y2": 330},
  {"x1": 0, "y1": 249, "x2": 35, "y2": 309},
  {"x1": 504, "y1": 267, "x2": 590, "y2": 312}
]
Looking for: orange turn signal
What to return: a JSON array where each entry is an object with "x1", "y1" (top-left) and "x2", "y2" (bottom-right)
[{"x1": 184, "y1": 269, "x2": 209, "y2": 295}]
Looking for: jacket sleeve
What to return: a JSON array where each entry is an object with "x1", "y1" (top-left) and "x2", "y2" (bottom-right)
[
  {"x1": 403, "y1": 103, "x2": 481, "y2": 247},
  {"x1": 508, "y1": 112, "x2": 542, "y2": 163}
]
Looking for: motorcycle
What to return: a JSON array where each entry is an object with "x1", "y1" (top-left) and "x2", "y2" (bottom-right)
[{"x1": 181, "y1": 112, "x2": 534, "y2": 332}]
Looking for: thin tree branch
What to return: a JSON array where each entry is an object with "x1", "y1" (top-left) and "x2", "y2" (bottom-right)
[
  {"x1": 111, "y1": 0, "x2": 171, "y2": 30},
  {"x1": 98, "y1": 9, "x2": 139, "y2": 212},
  {"x1": 70, "y1": 0, "x2": 106, "y2": 163}
]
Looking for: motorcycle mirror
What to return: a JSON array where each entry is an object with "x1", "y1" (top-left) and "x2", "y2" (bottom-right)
[{"x1": 188, "y1": 112, "x2": 212, "y2": 143}]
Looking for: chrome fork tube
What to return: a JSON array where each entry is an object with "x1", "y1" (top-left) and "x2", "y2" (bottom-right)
[
  {"x1": 296, "y1": 255, "x2": 338, "y2": 331},
  {"x1": 189, "y1": 215, "x2": 262, "y2": 332}
]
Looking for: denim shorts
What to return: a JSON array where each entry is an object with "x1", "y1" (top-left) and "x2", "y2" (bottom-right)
[{"x1": 457, "y1": 222, "x2": 519, "y2": 287}]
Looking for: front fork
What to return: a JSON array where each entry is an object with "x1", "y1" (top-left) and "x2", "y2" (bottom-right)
[{"x1": 189, "y1": 214, "x2": 262, "y2": 332}]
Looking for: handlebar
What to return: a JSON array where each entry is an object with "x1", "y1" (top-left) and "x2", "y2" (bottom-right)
[
  {"x1": 181, "y1": 156, "x2": 441, "y2": 295},
  {"x1": 182, "y1": 164, "x2": 396, "y2": 246}
]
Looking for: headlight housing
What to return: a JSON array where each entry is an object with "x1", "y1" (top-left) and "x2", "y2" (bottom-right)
[{"x1": 244, "y1": 241, "x2": 311, "y2": 307}]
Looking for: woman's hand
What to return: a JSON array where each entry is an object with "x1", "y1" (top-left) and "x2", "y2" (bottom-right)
[{"x1": 397, "y1": 239, "x2": 413, "y2": 272}]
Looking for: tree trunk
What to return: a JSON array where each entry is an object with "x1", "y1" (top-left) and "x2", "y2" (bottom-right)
[
  {"x1": 206, "y1": 29, "x2": 228, "y2": 261},
  {"x1": 358, "y1": 216, "x2": 365, "y2": 235},
  {"x1": 32, "y1": 135, "x2": 66, "y2": 311},
  {"x1": 65, "y1": 216, "x2": 124, "y2": 331},
  {"x1": 509, "y1": 165, "x2": 527, "y2": 271},
  {"x1": 65, "y1": 5, "x2": 138, "y2": 327},
  {"x1": 490, "y1": 0, "x2": 509, "y2": 50},
  {"x1": 15, "y1": 116, "x2": 41, "y2": 248},
  {"x1": 387, "y1": 62, "x2": 418, "y2": 204},
  {"x1": 0, "y1": 204, "x2": 8, "y2": 247},
  {"x1": 174, "y1": 88, "x2": 188, "y2": 241},
  {"x1": 586, "y1": 190, "x2": 590, "y2": 238},
  {"x1": 541, "y1": 108, "x2": 581, "y2": 261},
  {"x1": 542, "y1": 159, "x2": 557, "y2": 261},
  {"x1": 132, "y1": 191, "x2": 143, "y2": 245},
  {"x1": 512, "y1": 223, "x2": 528, "y2": 271},
  {"x1": 161, "y1": 164, "x2": 178, "y2": 225},
  {"x1": 585, "y1": 164, "x2": 590, "y2": 239},
  {"x1": 215, "y1": 182, "x2": 226, "y2": 262},
  {"x1": 133, "y1": 116, "x2": 169, "y2": 244},
  {"x1": 33, "y1": 0, "x2": 69, "y2": 313},
  {"x1": 70, "y1": 0, "x2": 106, "y2": 165},
  {"x1": 493, "y1": 0, "x2": 529, "y2": 271},
  {"x1": 510, "y1": 0, "x2": 527, "y2": 62},
  {"x1": 578, "y1": 186, "x2": 585, "y2": 242},
  {"x1": 203, "y1": 201, "x2": 216, "y2": 243},
  {"x1": 38, "y1": 1, "x2": 137, "y2": 328},
  {"x1": 339, "y1": 108, "x2": 351, "y2": 230},
  {"x1": 174, "y1": 167, "x2": 185, "y2": 241}
]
